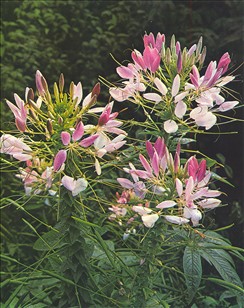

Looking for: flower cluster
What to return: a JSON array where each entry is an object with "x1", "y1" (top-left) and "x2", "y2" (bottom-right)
[
  {"x1": 109, "y1": 137, "x2": 221, "y2": 229},
  {"x1": 109, "y1": 33, "x2": 238, "y2": 133},
  {"x1": 1, "y1": 71, "x2": 127, "y2": 195}
]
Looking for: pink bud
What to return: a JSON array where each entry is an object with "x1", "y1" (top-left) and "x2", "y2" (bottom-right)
[
  {"x1": 177, "y1": 51, "x2": 182, "y2": 73},
  {"x1": 35, "y1": 70, "x2": 46, "y2": 96},
  {"x1": 53, "y1": 150, "x2": 67, "y2": 171},
  {"x1": 197, "y1": 160, "x2": 206, "y2": 182}
]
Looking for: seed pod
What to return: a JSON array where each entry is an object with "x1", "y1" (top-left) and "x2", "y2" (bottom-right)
[{"x1": 47, "y1": 119, "x2": 53, "y2": 135}]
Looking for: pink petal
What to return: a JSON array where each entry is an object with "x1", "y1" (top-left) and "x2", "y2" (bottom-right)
[
  {"x1": 53, "y1": 150, "x2": 67, "y2": 172},
  {"x1": 185, "y1": 176, "x2": 194, "y2": 202},
  {"x1": 117, "y1": 178, "x2": 134, "y2": 189},
  {"x1": 79, "y1": 134, "x2": 99, "y2": 147},
  {"x1": 132, "y1": 206, "x2": 152, "y2": 215},
  {"x1": 61, "y1": 132, "x2": 71, "y2": 146},
  {"x1": 72, "y1": 121, "x2": 84, "y2": 141},
  {"x1": 116, "y1": 66, "x2": 134, "y2": 79},
  {"x1": 139, "y1": 154, "x2": 152, "y2": 175},
  {"x1": 152, "y1": 151, "x2": 159, "y2": 176},
  {"x1": 146, "y1": 140, "x2": 154, "y2": 159},
  {"x1": 195, "y1": 112, "x2": 217, "y2": 130},
  {"x1": 15, "y1": 117, "x2": 26, "y2": 132}
]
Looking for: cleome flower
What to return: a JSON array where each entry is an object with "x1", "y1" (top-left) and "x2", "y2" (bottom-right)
[
  {"x1": 113, "y1": 140, "x2": 221, "y2": 229},
  {"x1": 109, "y1": 33, "x2": 238, "y2": 133}
]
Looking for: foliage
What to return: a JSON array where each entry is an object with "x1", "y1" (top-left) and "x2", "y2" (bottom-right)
[{"x1": 1, "y1": 1, "x2": 243, "y2": 307}]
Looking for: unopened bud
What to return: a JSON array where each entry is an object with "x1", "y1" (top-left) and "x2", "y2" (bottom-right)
[
  {"x1": 199, "y1": 46, "x2": 207, "y2": 67},
  {"x1": 165, "y1": 48, "x2": 171, "y2": 65},
  {"x1": 189, "y1": 55, "x2": 196, "y2": 66},
  {"x1": 170, "y1": 34, "x2": 176, "y2": 53},
  {"x1": 69, "y1": 82, "x2": 74, "y2": 98},
  {"x1": 54, "y1": 82, "x2": 60, "y2": 102},
  {"x1": 196, "y1": 36, "x2": 203, "y2": 57},
  {"x1": 59, "y1": 73, "x2": 64, "y2": 93},
  {"x1": 92, "y1": 83, "x2": 100, "y2": 97},
  {"x1": 161, "y1": 42, "x2": 165, "y2": 58},
  {"x1": 58, "y1": 116, "x2": 63, "y2": 125},
  {"x1": 27, "y1": 88, "x2": 34, "y2": 103},
  {"x1": 41, "y1": 76, "x2": 49, "y2": 93},
  {"x1": 47, "y1": 119, "x2": 53, "y2": 135},
  {"x1": 182, "y1": 48, "x2": 187, "y2": 66},
  {"x1": 29, "y1": 109, "x2": 38, "y2": 121}
]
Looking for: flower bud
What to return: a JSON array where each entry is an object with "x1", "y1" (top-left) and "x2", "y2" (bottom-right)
[
  {"x1": 170, "y1": 35, "x2": 176, "y2": 53},
  {"x1": 196, "y1": 36, "x2": 203, "y2": 57},
  {"x1": 199, "y1": 46, "x2": 207, "y2": 67},
  {"x1": 59, "y1": 73, "x2": 64, "y2": 93},
  {"x1": 54, "y1": 82, "x2": 60, "y2": 102},
  {"x1": 92, "y1": 82, "x2": 100, "y2": 97},
  {"x1": 58, "y1": 116, "x2": 63, "y2": 125},
  {"x1": 47, "y1": 119, "x2": 53, "y2": 135},
  {"x1": 27, "y1": 88, "x2": 34, "y2": 103},
  {"x1": 165, "y1": 48, "x2": 171, "y2": 65},
  {"x1": 69, "y1": 81, "x2": 74, "y2": 98}
]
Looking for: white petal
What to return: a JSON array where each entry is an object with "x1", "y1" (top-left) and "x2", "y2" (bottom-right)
[
  {"x1": 164, "y1": 120, "x2": 178, "y2": 133},
  {"x1": 132, "y1": 206, "x2": 152, "y2": 216},
  {"x1": 174, "y1": 91, "x2": 188, "y2": 103},
  {"x1": 143, "y1": 93, "x2": 162, "y2": 103},
  {"x1": 218, "y1": 101, "x2": 239, "y2": 112},
  {"x1": 171, "y1": 74, "x2": 180, "y2": 97},
  {"x1": 195, "y1": 112, "x2": 217, "y2": 130},
  {"x1": 198, "y1": 198, "x2": 221, "y2": 209},
  {"x1": 95, "y1": 158, "x2": 101, "y2": 175},
  {"x1": 190, "y1": 106, "x2": 208, "y2": 119},
  {"x1": 72, "y1": 178, "x2": 88, "y2": 196},
  {"x1": 154, "y1": 77, "x2": 168, "y2": 95},
  {"x1": 164, "y1": 215, "x2": 189, "y2": 225},
  {"x1": 175, "y1": 178, "x2": 183, "y2": 196},
  {"x1": 175, "y1": 101, "x2": 187, "y2": 118},
  {"x1": 156, "y1": 200, "x2": 176, "y2": 209},
  {"x1": 62, "y1": 175, "x2": 75, "y2": 191},
  {"x1": 142, "y1": 214, "x2": 159, "y2": 228}
]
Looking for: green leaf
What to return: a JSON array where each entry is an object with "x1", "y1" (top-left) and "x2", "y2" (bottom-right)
[
  {"x1": 183, "y1": 246, "x2": 202, "y2": 302},
  {"x1": 200, "y1": 248, "x2": 243, "y2": 288}
]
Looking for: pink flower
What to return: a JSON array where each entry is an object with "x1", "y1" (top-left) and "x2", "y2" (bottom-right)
[
  {"x1": 6, "y1": 94, "x2": 27, "y2": 132},
  {"x1": 131, "y1": 46, "x2": 161, "y2": 73},
  {"x1": 143, "y1": 32, "x2": 165, "y2": 52},
  {"x1": 0, "y1": 134, "x2": 32, "y2": 161},
  {"x1": 187, "y1": 156, "x2": 206, "y2": 183}
]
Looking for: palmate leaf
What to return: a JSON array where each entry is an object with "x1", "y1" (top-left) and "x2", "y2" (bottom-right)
[{"x1": 183, "y1": 246, "x2": 202, "y2": 302}]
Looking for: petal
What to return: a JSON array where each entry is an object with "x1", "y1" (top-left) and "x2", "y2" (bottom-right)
[
  {"x1": 139, "y1": 154, "x2": 152, "y2": 175},
  {"x1": 95, "y1": 158, "x2": 101, "y2": 175},
  {"x1": 156, "y1": 200, "x2": 176, "y2": 209},
  {"x1": 72, "y1": 178, "x2": 88, "y2": 196},
  {"x1": 195, "y1": 112, "x2": 217, "y2": 130},
  {"x1": 72, "y1": 121, "x2": 84, "y2": 141},
  {"x1": 53, "y1": 150, "x2": 67, "y2": 171},
  {"x1": 154, "y1": 77, "x2": 168, "y2": 95},
  {"x1": 132, "y1": 206, "x2": 152, "y2": 215},
  {"x1": 61, "y1": 132, "x2": 71, "y2": 146},
  {"x1": 218, "y1": 101, "x2": 239, "y2": 112},
  {"x1": 142, "y1": 214, "x2": 159, "y2": 228},
  {"x1": 164, "y1": 120, "x2": 178, "y2": 133},
  {"x1": 116, "y1": 66, "x2": 134, "y2": 79},
  {"x1": 117, "y1": 178, "x2": 134, "y2": 189},
  {"x1": 79, "y1": 134, "x2": 99, "y2": 147},
  {"x1": 175, "y1": 101, "x2": 187, "y2": 118},
  {"x1": 143, "y1": 93, "x2": 161, "y2": 103},
  {"x1": 61, "y1": 175, "x2": 75, "y2": 191},
  {"x1": 171, "y1": 74, "x2": 180, "y2": 97},
  {"x1": 164, "y1": 215, "x2": 189, "y2": 225},
  {"x1": 198, "y1": 198, "x2": 221, "y2": 209},
  {"x1": 175, "y1": 178, "x2": 183, "y2": 196}
]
